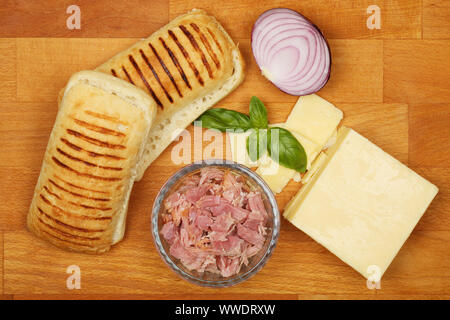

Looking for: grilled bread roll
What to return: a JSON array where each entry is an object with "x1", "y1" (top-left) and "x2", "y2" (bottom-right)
[
  {"x1": 28, "y1": 71, "x2": 157, "y2": 253},
  {"x1": 95, "y1": 9, "x2": 245, "y2": 180}
]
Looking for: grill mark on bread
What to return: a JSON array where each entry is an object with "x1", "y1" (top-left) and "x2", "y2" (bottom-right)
[
  {"x1": 190, "y1": 23, "x2": 221, "y2": 69},
  {"x1": 37, "y1": 217, "x2": 101, "y2": 241},
  {"x1": 111, "y1": 69, "x2": 118, "y2": 77},
  {"x1": 43, "y1": 186, "x2": 61, "y2": 200},
  {"x1": 51, "y1": 156, "x2": 122, "y2": 182},
  {"x1": 42, "y1": 189, "x2": 112, "y2": 213},
  {"x1": 60, "y1": 138, "x2": 124, "y2": 161},
  {"x1": 84, "y1": 110, "x2": 128, "y2": 125},
  {"x1": 139, "y1": 49, "x2": 173, "y2": 103},
  {"x1": 53, "y1": 174, "x2": 110, "y2": 195},
  {"x1": 122, "y1": 66, "x2": 135, "y2": 85},
  {"x1": 41, "y1": 230, "x2": 98, "y2": 248},
  {"x1": 40, "y1": 194, "x2": 113, "y2": 219},
  {"x1": 66, "y1": 129, "x2": 126, "y2": 150},
  {"x1": 68, "y1": 201, "x2": 112, "y2": 211},
  {"x1": 71, "y1": 118, "x2": 126, "y2": 137},
  {"x1": 40, "y1": 194, "x2": 53, "y2": 206},
  {"x1": 149, "y1": 42, "x2": 182, "y2": 98},
  {"x1": 56, "y1": 148, "x2": 123, "y2": 171},
  {"x1": 128, "y1": 54, "x2": 163, "y2": 108},
  {"x1": 37, "y1": 207, "x2": 106, "y2": 233},
  {"x1": 168, "y1": 29, "x2": 204, "y2": 86},
  {"x1": 179, "y1": 25, "x2": 213, "y2": 79},
  {"x1": 207, "y1": 27, "x2": 223, "y2": 54},
  {"x1": 48, "y1": 179, "x2": 111, "y2": 202},
  {"x1": 159, "y1": 37, "x2": 192, "y2": 90}
]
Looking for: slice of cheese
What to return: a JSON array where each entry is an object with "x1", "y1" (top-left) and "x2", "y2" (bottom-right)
[
  {"x1": 256, "y1": 154, "x2": 296, "y2": 194},
  {"x1": 285, "y1": 94, "x2": 343, "y2": 148},
  {"x1": 284, "y1": 127, "x2": 438, "y2": 280},
  {"x1": 323, "y1": 129, "x2": 338, "y2": 150},
  {"x1": 301, "y1": 151, "x2": 328, "y2": 185},
  {"x1": 227, "y1": 131, "x2": 259, "y2": 168}
]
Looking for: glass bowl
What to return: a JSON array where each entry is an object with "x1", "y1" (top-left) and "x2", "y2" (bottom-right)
[{"x1": 151, "y1": 160, "x2": 280, "y2": 287}]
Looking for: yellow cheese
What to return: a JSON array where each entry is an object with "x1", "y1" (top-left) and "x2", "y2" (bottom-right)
[
  {"x1": 285, "y1": 94, "x2": 343, "y2": 148},
  {"x1": 256, "y1": 123, "x2": 322, "y2": 194},
  {"x1": 301, "y1": 151, "x2": 328, "y2": 185},
  {"x1": 284, "y1": 128, "x2": 350, "y2": 220},
  {"x1": 227, "y1": 131, "x2": 259, "y2": 168},
  {"x1": 285, "y1": 127, "x2": 438, "y2": 280},
  {"x1": 290, "y1": 131, "x2": 321, "y2": 170},
  {"x1": 256, "y1": 155, "x2": 296, "y2": 194},
  {"x1": 323, "y1": 130, "x2": 338, "y2": 150}
]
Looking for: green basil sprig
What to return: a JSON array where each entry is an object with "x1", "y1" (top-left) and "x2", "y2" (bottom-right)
[
  {"x1": 195, "y1": 108, "x2": 251, "y2": 132},
  {"x1": 268, "y1": 127, "x2": 307, "y2": 173},
  {"x1": 246, "y1": 128, "x2": 268, "y2": 162},
  {"x1": 195, "y1": 96, "x2": 307, "y2": 172},
  {"x1": 249, "y1": 96, "x2": 268, "y2": 129}
]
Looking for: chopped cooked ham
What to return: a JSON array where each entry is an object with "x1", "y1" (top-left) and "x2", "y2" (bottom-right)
[
  {"x1": 161, "y1": 167, "x2": 270, "y2": 277},
  {"x1": 222, "y1": 171, "x2": 240, "y2": 201},
  {"x1": 230, "y1": 206, "x2": 250, "y2": 222},
  {"x1": 243, "y1": 211, "x2": 265, "y2": 230},
  {"x1": 213, "y1": 235, "x2": 243, "y2": 256},
  {"x1": 237, "y1": 223, "x2": 265, "y2": 247},
  {"x1": 185, "y1": 184, "x2": 209, "y2": 203},
  {"x1": 210, "y1": 213, "x2": 235, "y2": 233},
  {"x1": 217, "y1": 256, "x2": 241, "y2": 277},
  {"x1": 196, "y1": 195, "x2": 221, "y2": 209},
  {"x1": 241, "y1": 242, "x2": 263, "y2": 266},
  {"x1": 209, "y1": 230, "x2": 228, "y2": 242},
  {"x1": 160, "y1": 221, "x2": 176, "y2": 244},
  {"x1": 164, "y1": 192, "x2": 190, "y2": 226},
  {"x1": 247, "y1": 192, "x2": 268, "y2": 223},
  {"x1": 199, "y1": 167, "x2": 224, "y2": 184},
  {"x1": 195, "y1": 214, "x2": 213, "y2": 231}
]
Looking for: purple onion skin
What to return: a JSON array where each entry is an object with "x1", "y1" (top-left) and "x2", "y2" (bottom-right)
[
  {"x1": 308, "y1": 17, "x2": 332, "y2": 92},
  {"x1": 251, "y1": 8, "x2": 332, "y2": 96}
]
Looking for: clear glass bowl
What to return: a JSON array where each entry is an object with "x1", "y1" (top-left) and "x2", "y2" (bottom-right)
[{"x1": 151, "y1": 160, "x2": 280, "y2": 287}]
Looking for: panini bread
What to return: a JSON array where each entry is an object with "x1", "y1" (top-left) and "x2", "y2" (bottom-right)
[
  {"x1": 95, "y1": 9, "x2": 245, "y2": 180},
  {"x1": 28, "y1": 71, "x2": 157, "y2": 253}
]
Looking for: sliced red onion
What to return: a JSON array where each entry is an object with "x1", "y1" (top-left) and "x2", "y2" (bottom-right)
[{"x1": 251, "y1": 8, "x2": 331, "y2": 96}]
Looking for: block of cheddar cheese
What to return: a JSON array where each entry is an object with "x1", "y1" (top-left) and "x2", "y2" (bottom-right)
[{"x1": 284, "y1": 127, "x2": 438, "y2": 280}]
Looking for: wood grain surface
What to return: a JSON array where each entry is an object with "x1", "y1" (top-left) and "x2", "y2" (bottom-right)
[{"x1": 0, "y1": 0, "x2": 449, "y2": 300}]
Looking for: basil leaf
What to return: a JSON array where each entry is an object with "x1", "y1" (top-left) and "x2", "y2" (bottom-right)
[
  {"x1": 249, "y1": 96, "x2": 268, "y2": 129},
  {"x1": 246, "y1": 129, "x2": 268, "y2": 161},
  {"x1": 195, "y1": 108, "x2": 251, "y2": 132},
  {"x1": 268, "y1": 127, "x2": 307, "y2": 173}
]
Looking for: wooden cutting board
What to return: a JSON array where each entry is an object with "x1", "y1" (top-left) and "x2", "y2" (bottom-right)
[{"x1": 0, "y1": 0, "x2": 449, "y2": 300}]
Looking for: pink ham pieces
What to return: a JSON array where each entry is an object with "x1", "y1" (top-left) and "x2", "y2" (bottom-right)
[{"x1": 160, "y1": 167, "x2": 269, "y2": 277}]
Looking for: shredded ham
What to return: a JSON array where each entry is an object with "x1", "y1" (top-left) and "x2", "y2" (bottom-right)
[{"x1": 160, "y1": 167, "x2": 269, "y2": 277}]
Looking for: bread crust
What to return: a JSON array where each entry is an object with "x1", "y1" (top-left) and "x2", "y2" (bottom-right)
[{"x1": 28, "y1": 71, "x2": 156, "y2": 253}]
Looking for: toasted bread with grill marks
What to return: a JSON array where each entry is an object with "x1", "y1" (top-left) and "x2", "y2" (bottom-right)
[
  {"x1": 95, "y1": 9, "x2": 245, "y2": 180},
  {"x1": 28, "y1": 71, "x2": 157, "y2": 253}
]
